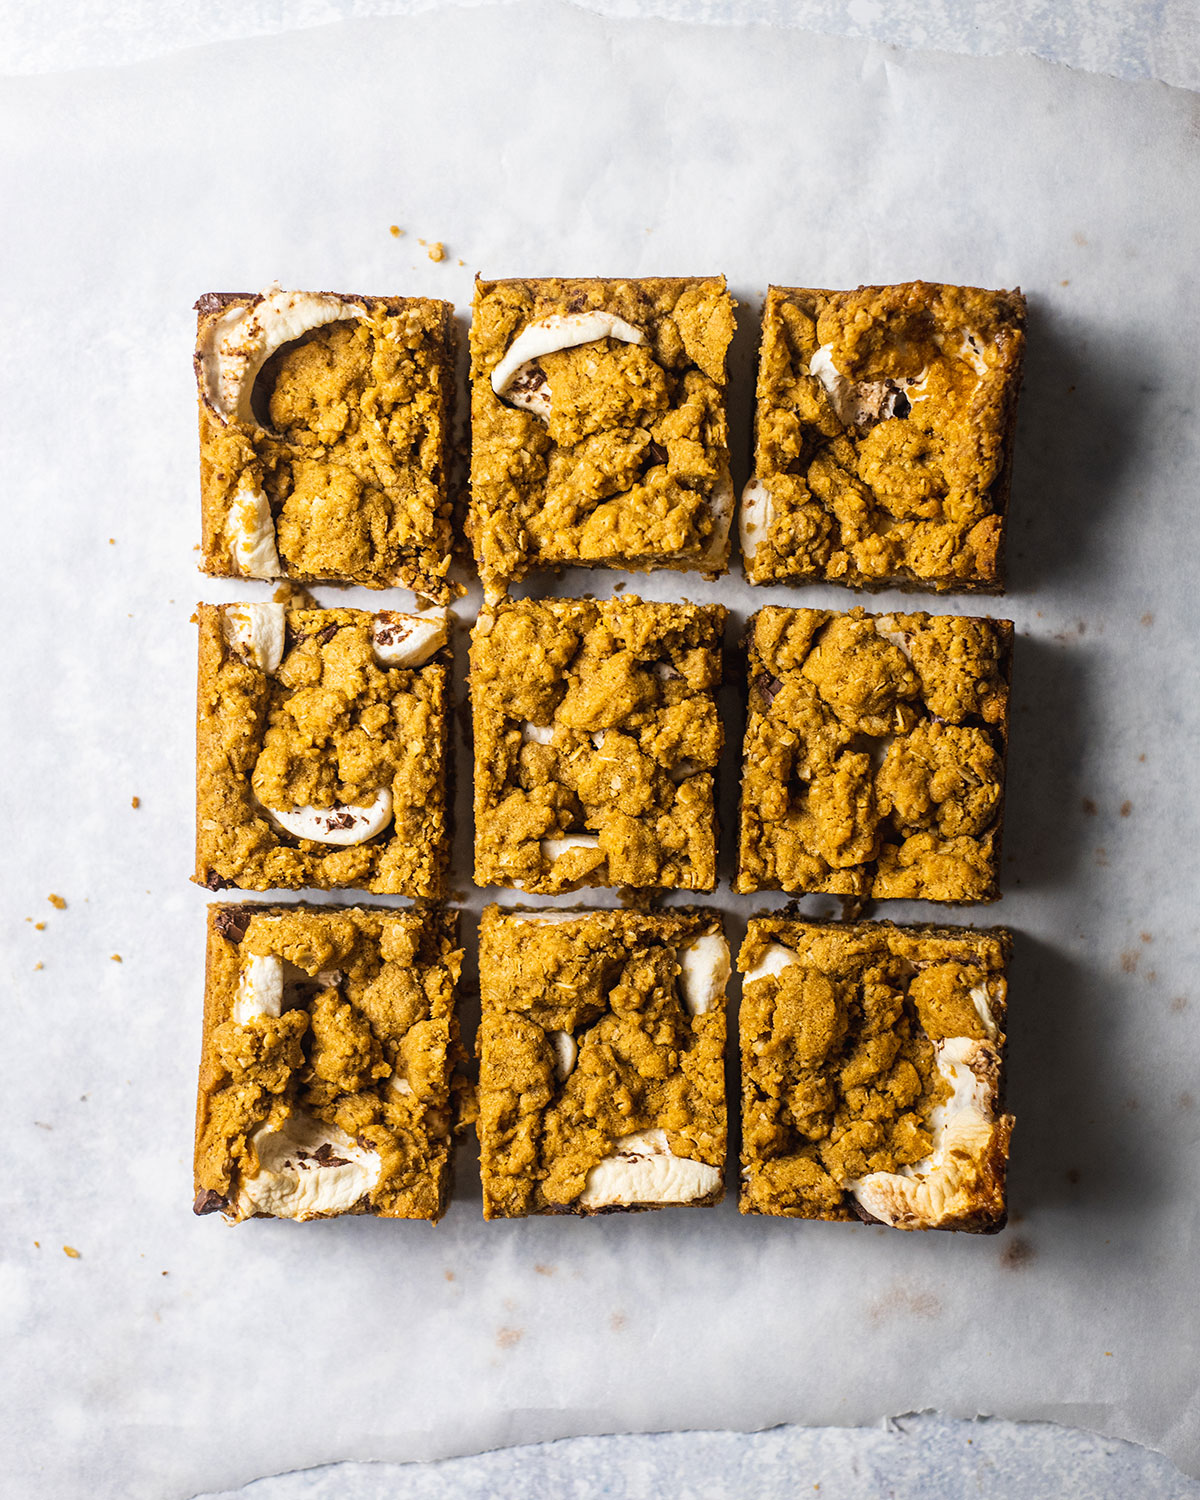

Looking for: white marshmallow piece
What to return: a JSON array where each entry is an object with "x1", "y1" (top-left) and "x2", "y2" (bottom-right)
[
  {"x1": 263, "y1": 786, "x2": 394, "y2": 847},
  {"x1": 550, "y1": 1030, "x2": 578, "y2": 1081},
  {"x1": 226, "y1": 486, "x2": 281, "y2": 579},
  {"x1": 678, "y1": 932, "x2": 730, "y2": 1017},
  {"x1": 809, "y1": 343, "x2": 925, "y2": 427},
  {"x1": 522, "y1": 723, "x2": 555, "y2": 746},
  {"x1": 541, "y1": 834, "x2": 601, "y2": 863},
  {"x1": 701, "y1": 471, "x2": 735, "y2": 567},
  {"x1": 198, "y1": 287, "x2": 366, "y2": 428},
  {"x1": 579, "y1": 1128, "x2": 721, "y2": 1208},
  {"x1": 490, "y1": 311, "x2": 647, "y2": 419},
  {"x1": 968, "y1": 981, "x2": 1000, "y2": 1040},
  {"x1": 742, "y1": 943, "x2": 801, "y2": 986},
  {"x1": 874, "y1": 614, "x2": 914, "y2": 663},
  {"x1": 738, "y1": 477, "x2": 776, "y2": 565},
  {"x1": 850, "y1": 1036, "x2": 999, "y2": 1230},
  {"x1": 371, "y1": 608, "x2": 448, "y2": 668},
  {"x1": 221, "y1": 602, "x2": 286, "y2": 674},
  {"x1": 508, "y1": 909, "x2": 589, "y2": 926},
  {"x1": 232, "y1": 954, "x2": 285, "y2": 1024},
  {"x1": 236, "y1": 1110, "x2": 380, "y2": 1220}
]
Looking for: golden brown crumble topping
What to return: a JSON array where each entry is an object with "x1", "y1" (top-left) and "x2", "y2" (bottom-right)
[
  {"x1": 745, "y1": 282, "x2": 1025, "y2": 592},
  {"x1": 468, "y1": 277, "x2": 735, "y2": 599},
  {"x1": 470, "y1": 596, "x2": 726, "y2": 893},
  {"x1": 739, "y1": 918, "x2": 1010, "y2": 1229},
  {"x1": 477, "y1": 907, "x2": 726, "y2": 1218},
  {"x1": 195, "y1": 905, "x2": 463, "y2": 1222},
  {"x1": 194, "y1": 605, "x2": 448, "y2": 896},
  {"x1": 737, "y1": 606, "x2": 1011, "y2": 902}
]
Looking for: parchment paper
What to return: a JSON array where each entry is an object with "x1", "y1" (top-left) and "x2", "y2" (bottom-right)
[{"x1": 2, "y1": 7, "x2": 1199, "y2": 1495}]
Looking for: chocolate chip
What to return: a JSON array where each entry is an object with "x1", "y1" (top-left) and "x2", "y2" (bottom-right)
[
  {"x1": 646, "y1": 440, "x2": 668, "y2": 466},
  {"x1": 892, "y1": 390, "x2": 911, "y2": 420},
  {"x1": 203, "y1": 871, "x2": 229, "y2": 892},
  {"x1": 315, "y1": 624, "x2": 339, "y2": 646},
  {"x1": 193, "y1": 1188, "x2": 226, "y2": 1216},
  {"x1": 508, "y1": 364, "x2": 547, "y2": 398},
  {"x1": 214, "y1": 909, "x2": 251, "y2": 944},
  {"x1": 320, "y1": 811, "x2": 357, "y2": 832},
  {"x1": 756, "y1": 674, "x2": 784, "y2": 706},
  {"x1": 567, "y1": 293, "x2": 587, "y2": 313}
]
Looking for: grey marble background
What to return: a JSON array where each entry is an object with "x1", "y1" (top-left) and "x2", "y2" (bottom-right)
[
  {"x1": 0, "y1": 0, "x2": 1197, "y2": 88},
  {"x1": 2, "y1": 2, "x2": 1197, "y2": 1497}
]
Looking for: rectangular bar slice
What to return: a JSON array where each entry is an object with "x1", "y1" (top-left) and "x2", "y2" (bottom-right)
[
  {"x1": 468, "y1": 276, "x2": 736, "y2": 600},
  {"x1": 195, "y1": 601, "x2": 449, "y2": 896},
  {"x1": 477, "y1": 905, "x2": 729, "y2": 1218},
  {"x1": 740, "y1": 282, "x2": 1025, "y2": 593},
  {"x1": 194, "y1": 903, "x2": 464, "y2": 1223},
  {"x1": 738, "y1": 917, "x2": 1012, "y2": 1231},
  {"x1": 470, "y1": 596, "x2": 727, "y2": 893},
  {"x1": 737, "y1": 606, "x2": 1011, "y2": 902},
  {"x1": 195, "y1": 288, "x2": 456, "y2": 600}
]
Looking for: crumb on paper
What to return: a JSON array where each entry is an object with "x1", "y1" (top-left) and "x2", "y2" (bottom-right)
[
  {"x1": 111, "y1": 954, "x2": 122, "y2": 963},
  {"x1": 272, "y1": 580, "x2": 318, "y2": 609},
  {"x1": 34, "y1": 962, "x2": 43, "y2": 971},
  {"x1": 108, "y1": 538, "x2": 115, "y2": 545},
  {"x1": 35, "y1": 922, "x2": 45, "y2": 931},
  {"x1": 48, "y1": 893, "x2": 66, "y2": 909},
  {"x1": 428, "y1": 241, "x2": 446, "y2": 262},
  {"x1": 457, "y1": 259, "x2": 465, "y2": 267},
  {"x1": 390, "y1": 224, "x2": 404, "y2": 237},
  {"x1": 34, "y1": 1241, "x2": 40, "y2": 1248},
  {"x1": 63, "y1": 1246, "x2": 80, "y2": 1259},
  {"x1": 131, "y1": 796, "x2": 140, "y2": 809}
]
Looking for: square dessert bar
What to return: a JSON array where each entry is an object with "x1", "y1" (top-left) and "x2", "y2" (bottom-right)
[
  {"x1": 740, "y1": 282, "x2": 1025, "y2": 592},
  {"x1": 195, "y1": 601, "x2": 450, "y2": 897},
  {"x1": 477, "y1": 906, "x2": 729, "y2": 1218},
  {"x1": 737, "y1": 606, "x2": 1011, "y2": 902},
  {"x1": 470, "y1": 596, "x2": 727, "y2": 893},
  {"x1": 195, "y1": 288, "x2": 456, "y2": 600},
  {"x1": 468, "y1": 276, "x2": 736, "y2": 600},
  {"x1": 739, "y1": 917, "x2": 1012, "y2": 1231},
  {"x1": 194, "y1": 903, "x2": 464, "y2": 1223}
]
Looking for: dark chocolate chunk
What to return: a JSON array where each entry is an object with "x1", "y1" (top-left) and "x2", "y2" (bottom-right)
[
  {"x1": 756, "y1": 673, "x2": 784, "y2": 706},
  {"x1": 204, "y1": 871, "x2": 230, "y2": 892},
  {"x1": 193, "y1": 1188, "x2": 227, "y2": 1216},
  {"x1": 213, "y1": 908, "x2": 251, "y2": 944},
  {"x1": 646, "y1": 440, "x2": 669, "y2": 466}
]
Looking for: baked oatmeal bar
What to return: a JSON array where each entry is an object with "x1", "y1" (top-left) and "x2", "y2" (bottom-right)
[
  {"x1": 470, "y1": 596, "x2": 726, "y2": 893},
  {"x1": 740, "y1": 283, "x2": 1025, "y2": 592},
  {"x1": 468, "y1": 276, "x2": 736, "y2": 600},
  {"x1": 195, "y1": 601, "x2": 449, "y2": 896},
  {"x1": 477, "y1": 905, "x2": 729, "y2": 1218},
  {"x1": 739, "y1": 917, "x2": 1012, "y2": 1231},
  {"x1": 195, "y1": 287, "x2": 456, "y2": 600},
  {"x1": 737, "y1": 606, "x2": 1011, "y2": 902},
  {"x1": 194, "y1": 903, "x2": 464, "y2": 1222}
]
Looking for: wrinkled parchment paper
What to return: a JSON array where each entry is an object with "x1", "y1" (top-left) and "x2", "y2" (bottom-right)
[{"x1": 3, "y1": 6, "x2": 1199, "y2": 1494}]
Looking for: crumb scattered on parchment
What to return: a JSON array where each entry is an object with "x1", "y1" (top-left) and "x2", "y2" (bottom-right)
[
  {"x1": 418, "y1": 238, "x2": 446, "y2": 262},
  {"x1": 131, "y1": 796, "x2": 140, "y2": 809},
  {"x1": 457, "y1": 259, "x2": 465, "y2": 266},
  {"x1": 272, "y1": 580, "x2": 318, "y2": 609},
  {"x1": 108, "y1": 538, "x2": 115, "y2": 545},
  {"x1": 390, "y1": 224, "x2": 404, "y2": 237},
  {"x1": 48, "y1": 894, "x2": 66, "y2": 910},
  {"x1": 33, "y1": 962, "x2": 43, "y2": 972},
  {"x1": 33, "y1": 1241, "x2": 40, "y2": 1248},
  {"x1": 35, "y1": 922, "x2": 45, "y2": 931},
  {"x1": 63, "y1": 1246, "x2": 80, "y2": 1259},
  {"x1": 111, "y1": 954, "x2": 122, "y2": 963}
]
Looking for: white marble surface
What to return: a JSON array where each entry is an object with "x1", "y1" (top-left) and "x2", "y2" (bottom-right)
[
  {"x1": 196, "y1": 1415, "x2": 1200, "y2": 1498},
  {"x1": 2, "y1": 3, "x2": 1198, "y2": 1499},
  {"x1": 1, "y1": 0, "x2": 1198, "y2": 88}
]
